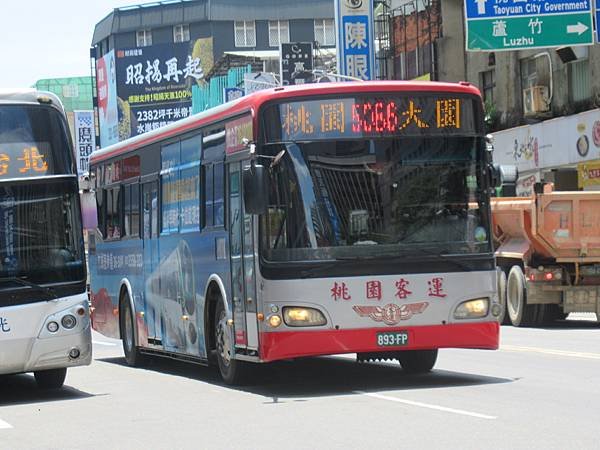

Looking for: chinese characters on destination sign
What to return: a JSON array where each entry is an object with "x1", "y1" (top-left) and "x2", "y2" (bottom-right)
[
  {"x1": 275, "y1": 97, "x2": 466, "y2": 141},
  {"x1": 0, "y1": 144, "x2": 48, "y2": 179}
]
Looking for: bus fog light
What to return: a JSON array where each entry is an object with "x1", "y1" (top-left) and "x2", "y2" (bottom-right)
[
  {"x1": 268, "y1": 314, "x2": 282, "y2": 328},
  {"x1": 69, "y1": 348, "x2": 80, "y2": 359},
  {"x1": 61, "y1": 314, "x2": 77, "y2": 329},
  {"x1": 491, "y1": 303, "x2": 502, "y2": 317},
  {"x1": 283, "y1": 307, "x2": 327, "y2": 327},
  {"x1": 47, "y1": 321, "x2": 59, "y2": 333},
  {"x1": 454, "y1": 298, "x2": 489, "y2": 319}
]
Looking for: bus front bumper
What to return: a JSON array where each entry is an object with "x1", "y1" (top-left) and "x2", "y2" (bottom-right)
[
  {"x1": 0, "y1": 325, "x2": 92, "y2": 375},
  {"x1": 259, "y1": 321, "x2": 499, "y2": 363}
]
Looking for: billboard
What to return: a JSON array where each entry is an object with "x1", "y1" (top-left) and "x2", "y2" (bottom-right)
[
  {"x1": 73, "y1": 110, "x2": 95, "y2": 175},
  {"x1": 335, "y1": 0, "x2": 375, "y2": 80},
  {"x1": 96, "y1": 50, "x2": 119, "y2": 148},
  {"x1": 110, "y1": 38, "x2": 213, "y2": 142}
]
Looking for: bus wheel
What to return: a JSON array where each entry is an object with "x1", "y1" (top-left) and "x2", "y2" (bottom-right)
[
  {"x1": 34, "y1": 368, "x2": 67, "y2": 389},
  {"x1": 397, "y1": 350, "x2": 438, "y2": 374},
  {"x1": 214, "y1": 299, "x2": 249, "y2": 385},
  {"x1": 497, "y1": 268, "x2": 510, "y2": 325},
  {"x1": 120, "y1": 295, "x2": 145, "y2": 367},
  {"x1": 507, "y1": 266, "x2": 536, "y2": 327}
]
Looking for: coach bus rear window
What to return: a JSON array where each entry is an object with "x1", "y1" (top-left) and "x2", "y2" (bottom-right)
[{"x1": 0, "y1": 105, "x2": 73, "y2": 179}]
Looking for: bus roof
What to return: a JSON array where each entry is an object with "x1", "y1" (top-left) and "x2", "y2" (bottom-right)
[
  {"x1": 90, "y1": 80, "x2": 482, "y2": 165},
  {"x1": 0, "y1": 89, "x2": 64, "y2": 108}
]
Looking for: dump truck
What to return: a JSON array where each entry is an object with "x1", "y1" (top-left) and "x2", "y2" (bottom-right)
[{"x1": 491, "y1": 183, "x2": 600, "y2": 326}]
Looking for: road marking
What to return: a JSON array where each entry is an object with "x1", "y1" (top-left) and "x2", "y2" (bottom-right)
[
  {"x1": 354, "y1": 391, "x2": 496, "y2": 420},
  {"x1": 92, "y1": 340, "x2": 118, "y2": 346},
  {"x1": 501, "y1": 345, "x2": 600, "y2": 360},
  {"x1": 0, "y1": 419, "x2": 12, "y2": 429}
]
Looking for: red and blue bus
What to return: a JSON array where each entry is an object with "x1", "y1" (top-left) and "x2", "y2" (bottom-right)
[{"x1": 88, "y1": 81, "x2": 503, "y2": 384}]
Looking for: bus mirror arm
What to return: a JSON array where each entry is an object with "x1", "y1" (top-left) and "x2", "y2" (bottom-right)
[{"x1": 243, "y1": 164, "x2": 269, "y2": 215}]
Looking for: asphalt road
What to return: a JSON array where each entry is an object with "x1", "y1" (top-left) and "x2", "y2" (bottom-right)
[{"x1": 1, "y1": 316, "x2": 599, "y2": 450}]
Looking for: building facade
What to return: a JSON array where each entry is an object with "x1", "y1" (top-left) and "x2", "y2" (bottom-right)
[
  {"x1": 91, "y1": 0, "x2": 336, "y2": 147},
  {"x1": 390, "y1": 0, "x2": 600, "y2": 192}
]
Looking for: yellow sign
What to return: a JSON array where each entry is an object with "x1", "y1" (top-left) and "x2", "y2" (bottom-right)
[{"x1": 578, "y1": 161, "x2": 600, "y2": 188}]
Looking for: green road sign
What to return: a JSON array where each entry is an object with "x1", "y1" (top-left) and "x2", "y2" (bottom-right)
[{"x1": 467, "y1": 12, "x2": 594, "y2": 51}]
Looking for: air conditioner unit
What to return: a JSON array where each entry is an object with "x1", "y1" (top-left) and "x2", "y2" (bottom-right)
[{"x1": 523, "y1": 86, "x2": 550, "y2": 115}]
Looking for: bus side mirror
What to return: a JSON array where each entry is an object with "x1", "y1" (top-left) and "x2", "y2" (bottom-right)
[
  {"x1": 243, "y1": 164, "x2": 269, "y2": 215},
  {"x1": 80, "y1": 190, "x2": 98, "y2": 231}
]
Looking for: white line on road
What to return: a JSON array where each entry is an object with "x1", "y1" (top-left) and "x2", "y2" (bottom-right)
[
  {"x1": 92, "y1": 340, "x2": 118, "y2": 346},
  {"x1": 501, "y1": 345, "x2": 600, "y2": 360},
  {"x1": 354, "y1": 391, "x2": 497, "y2": 420},
  {"x1": 0, "y1": 419, "x2": 12, "y2": 429}
]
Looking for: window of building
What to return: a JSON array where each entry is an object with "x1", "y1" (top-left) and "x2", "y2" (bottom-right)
[
  {"x1": 569, "y1": 58, "x2": 590, "y2": 103},
  {"x1": 234, "y1": 21, "x2": 256, "y2": 47},
  {"x1": 173, "y1": 24, "x2": 190, "y2": 43},
  {"x1": 268, "y1": 20, "x2": 290, "y2": 47},
  {"x1": 314, "y1": 19, "x2": 335, "y2": 46},
  {"x1": 480, "y1": 70, "x2": 495, "y2": 103},
  {"x1": 520, "y1": 57, "x2": 538, "y2": 91},
  {"x1": 136, "y1": 29, "x2": 152, "y2": 47}
]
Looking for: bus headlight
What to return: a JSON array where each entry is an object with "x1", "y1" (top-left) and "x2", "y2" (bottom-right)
[
  {"x1": 61, "y1": 314, "x2": 77, "y2": 329},
  {"x1": 283, "y1": 307, "x2": 327, "y2": 327},
  {"x1": 454, "y1": 298, "x2": 489, "y2": 319},
  {"x1": 47, "y1": 321, "x2": 59, "y2": 333}
]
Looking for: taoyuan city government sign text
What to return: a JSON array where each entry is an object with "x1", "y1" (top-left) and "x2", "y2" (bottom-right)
[{"x1": 465, "y1": 0, "x2": 594, "y2": 51}]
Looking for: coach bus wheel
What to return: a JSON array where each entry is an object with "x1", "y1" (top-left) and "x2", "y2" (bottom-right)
[
  {"x1": 34, "y1": 368, "x2": 67, "y2": 389},
  {"x1": 214, "y1": 299, "x2": 249, "y2": 385},
  {"x1": 506, "y1": 266, "x2": 536, "y2": 327},
  {"x1": 120, "y1": 295, "x2": 145, "y2": 367},
  {"x1": 397, "y1": 349, "x2": 438, "y2": 374}
]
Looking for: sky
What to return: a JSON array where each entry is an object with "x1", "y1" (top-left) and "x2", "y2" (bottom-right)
[{"x1": 0, "y1": 0, "x2": 139, "y2": 88}]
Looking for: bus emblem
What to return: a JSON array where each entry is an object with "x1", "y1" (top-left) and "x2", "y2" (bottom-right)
[{"x1": 353, "y1": 302, "x2": 428, "y2": 326}]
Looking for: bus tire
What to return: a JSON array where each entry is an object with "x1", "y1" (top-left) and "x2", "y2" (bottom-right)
[
  {"x1": 34, "y1": 368, "x2": 67, "y2": 389},
  {"x1": 397, "y1": 349, "x2": 438, "y2": 374},
  {"x1": 497, "y1": 268, "x2": 510, "y2": 325},
  {"x1": 214, "y1": 299, "x2": 250, "y2": 385},
  {"x1": 507, "y1": 266, "x2": 536, "y2": 327},
  {"x1": 120, "y1": 294, "x2": 145, "y2": 367}
]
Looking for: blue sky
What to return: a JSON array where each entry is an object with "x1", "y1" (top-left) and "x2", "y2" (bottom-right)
[{"x1": 0, "y1": 1, "x2": 138, "y2": 87}]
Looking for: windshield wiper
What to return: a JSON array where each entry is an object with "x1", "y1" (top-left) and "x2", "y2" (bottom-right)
[{"x1": 0, "y1": 276, "x2": 57, "y2": 299}]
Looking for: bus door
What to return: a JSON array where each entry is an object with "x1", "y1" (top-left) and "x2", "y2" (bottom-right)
[
  {"x1": 228, "y1": 163, "x2": 259, "y2": 350},
  {"x1": 142, "y1": 180, "x2": 161, "y2": 345}
]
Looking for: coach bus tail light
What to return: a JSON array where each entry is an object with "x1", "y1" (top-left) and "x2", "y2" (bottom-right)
[
  {"x1": 283, "y1": 307, "x2": 327, "y2": 327},
  {"x1": 454, "y1": 298, "x2": 489, "y2": 319}
]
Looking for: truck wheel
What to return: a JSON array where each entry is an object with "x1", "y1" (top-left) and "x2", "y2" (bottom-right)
[
  {"x1": 497, "y1": 268, "x2": 510, "y2": 325},
  {"x1": 397, "y1": 350, "x2": 438, "y2": 374},
  {"x1": 120, "y1": 295, "x2": 145, "y2": 367},
  {"x1": 34, "y1": 368, "x2": 67, "y2": 389},
  {"x1": 214, "y1": 299, "x2": 250, "y2": 385},
  {"x1": 507, "y1": 266, "x2": 536, "y2": 327}
]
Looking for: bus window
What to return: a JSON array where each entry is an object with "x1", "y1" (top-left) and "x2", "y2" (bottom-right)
[
  {"x1": 124, "y1": 183, "x2": 140, "y2": 237},
  {"x1": 203, "y1": 164, "x2": 214, "y2": 228},
  {"x1": 106, "y1": 187, "x2": 122, "y2": 239},
  {"x1": 214, "y1": 162, "x2": 224, "y2": 227}
]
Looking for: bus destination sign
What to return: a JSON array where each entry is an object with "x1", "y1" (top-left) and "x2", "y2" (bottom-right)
[
  {"x1": 0, "y1": 143, "x2": 50, "y2": 179},
  {"x1": 265, "y1": 95, "x2": 479, "y2": 142}
]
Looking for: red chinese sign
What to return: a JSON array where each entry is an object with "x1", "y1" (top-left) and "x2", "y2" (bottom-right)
[
  {"x1": 427, "y1": 277, "x2": 447, "y2": 298},
  {"x1": 366, "y1": 281, "x2": 382, "y2": 300},
  {"x1": 331, "y1": 282, "x2": 352, "y2": 301}
]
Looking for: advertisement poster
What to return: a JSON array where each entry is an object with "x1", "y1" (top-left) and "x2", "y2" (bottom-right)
[
  {"x1": 73, "y1": 110, "x2": 95, "y2": 175},
  {"x1": 96, "y1": 50, "x2": 119, "y2": 148},
  {"x1": 114, "y1": 38, "x2": 213, "y2": 140},
  {"x1": 492, "y1": 108, "x2": 600, "y2": 172}
]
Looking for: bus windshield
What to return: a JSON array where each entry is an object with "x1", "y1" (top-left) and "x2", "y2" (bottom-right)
[
  {"x1": 0, "y1": 178, "x2": 85, "y2": 291},
  {"x1": 260, "y1": 136, "x2": 492, "y2": 262},
  {"x1": 0, "y1": 105, "x2": 73, "y2": 179}
]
